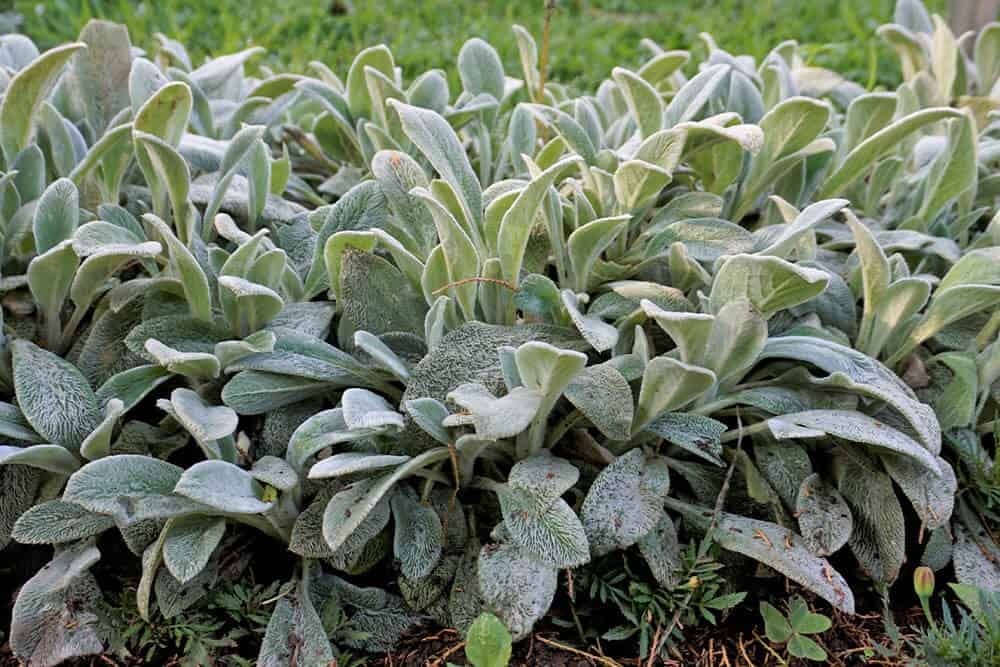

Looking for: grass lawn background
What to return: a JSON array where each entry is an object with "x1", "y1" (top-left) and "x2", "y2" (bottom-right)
[{"x1": 3, "y1": 0, "x2": 948, "y2": 93}]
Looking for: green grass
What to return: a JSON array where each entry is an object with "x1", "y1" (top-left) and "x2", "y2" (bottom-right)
[{"x1": 4, "y1": 0, "x2": 947, "y2": 92}]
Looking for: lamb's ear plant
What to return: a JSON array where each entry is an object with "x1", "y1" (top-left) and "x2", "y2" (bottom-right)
[{"x1": 0, "y1": 2, "x2": 997, "y2": 663}]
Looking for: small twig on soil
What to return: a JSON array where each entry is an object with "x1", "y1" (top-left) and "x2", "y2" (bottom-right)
[
  {"x1": 535, "y1": 636, "x2": 623, "y2": 667},
  {"x1": 751, "y1": 630, "x2": 788, "y2": 665},
  {"x1": 646, "y1": 623, "x2": 662, "y2": 667},
  {"x1": 427, "y1": 641, "x2": 465, "y2": 666}
]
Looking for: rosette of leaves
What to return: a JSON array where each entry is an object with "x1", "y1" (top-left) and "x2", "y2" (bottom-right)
[{"x1": 0, "y1": 6, "x2": 996, "y2": 665}]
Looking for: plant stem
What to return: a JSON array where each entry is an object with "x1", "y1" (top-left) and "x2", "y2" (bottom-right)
[
  {"x1": 537, "y1": 0, "x2": 556, "y2": 101},
  {"x1": 720, "y1": 420, "x2": 770, "y2": 443}
]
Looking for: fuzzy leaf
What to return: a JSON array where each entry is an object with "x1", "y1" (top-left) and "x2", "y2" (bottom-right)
[
  {"x1": 163, "y1": 515, "x2": 226, "y2": 584},
  {"x1": 581, "y1": 449, "x2": 670, "y2": 556},
  {"x1": 795, "y1": 473, "x2": 852, "y2": 557},
  {"x1": 12, "y1": 500, "x2": 114, "y2": 545},
  {"x1": 175, "y1": 460, "x2": 273, "y2": 514},
  {"x1": 477, "y1": 543, "x2": 557, "y2": 641},
  {"x1": 12, "y1": 339, "x2": 101, "y2": 450}
]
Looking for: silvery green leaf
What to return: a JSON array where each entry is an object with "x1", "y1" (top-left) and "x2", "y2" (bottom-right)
[
  {"x1": 756, "y1": 198, "x2": 847, "y2": 258},
  {"x1": 126, "y1": 315, "x2": 229, "y2": 359},
  {"x1": 64, "y1": 454, "x2": 184, "y2": 517},
  {"x1": 168, "y1": 387, "x2": 238, "y2": 449},
  {"x1": 175, "y1": 460, "x2": 273, "y2": 514},
  {"x1": 246, "y1": 138, "x2": 270, "y2": 228},
  {"x1": 753, "y1": 440, "x2": 813, "y2": 510},
  {"x1": 338, "y1": 237, "x2": 429, "y2": 336},
  {"x1": 567, "y1": 215, "x2": 630, "y2": 292},
  {"x1": 898, "y1": 248, "x2": 1000, "y2": 361},
  {"x1": 645, "y1": 413, "x2": 726, "y2": 466},
  {"x1": 976, "y1": 22, "x2": 1000, "y2": 93},
  {"x1": 72, "y1": 219, "x2": 145, "y2": 254},
  {"x1": 458, "y1": 38, "x2": 505, "y2": 101},
  {"x1": 496, "y1": 157, "x2": 580, "y2": 286},
  {"x1": 444, "y1": 383, "x2": 541, "y2": 440},
  {"x1": 145, "y1": 338, "x2": 221, "y2": 379},
  {"x1": 134, "y1": 131, "x2": 194, "y2": 241},
  {"x1": 612, "y1": 66, "x2": 663, "y2": 138},
  {"x1": 819, "y1": 107, "x2": 962, "y2": 198},
  {"x1": 515, "y1": 340, "x2": 588, "y2": 398},
  {"x1": 12, "y1": 339, "x2": 101, "y2": 450},
  {"x1": 638, "y1": 514, "x2": 683, "y2": 588},
  {"x1": 795, "y1": 473, "x2": 852, "y2": 557},
  {"x1": 641, "y1": 299, "x2": 714, "y2": 362},
  {"x1": 72, "y1": 20, "x2": 131, "y2": 135},
  {"x1": 346, "y1": 44, "x2": 394, "y2": 117},
  {"x1": 768, "y1": 410, "x2": 940, "y2": 473},
  {"x1": 371, "y1": 149, "x2": 436, "y2": 256},
  {"x1": 647, "y1": 216, "x2": 755, "y2": 262},
  {"x1": 663, "y1": 64, "x2": 728, "y2": 126},
  {"x1": 702, "y1": 298, "x2": 767, "y2": 387},
  {"x1": 12, "y1": 500, "x2": 114, "y2": 545},
  {"x1": 322, "y1": 448, "x2": 451, "y2": 553},
  {"x1": 163, "y1": 514, "x2": 226, "y2": 584},
  {"x1": 145, "y1": 214, "x2": 212, "y2": 322},
  {"x1": 508, "y1": 453, "x2": 579, "y2": 506},
  {"x1": 258, "y1": 576, "x2": 334, "y2": 667},
  {"x1": 710, "y1": 255, "x2": 829, "y2": 319},
  {"x1": 0, "y1": 402, "x2": 43, "y2": 442},
  {"x1": 838, "y1": 460, "x2": 906, "y2": 584},
  {"x1": 953, "y1": 525, "x2": 1000, "y2": 592},
  {"x1": 759, "y1": 336, "x2": 941, "y2": 453},
  {"x1": 392, "y1": 488, "x2": 444, "y2": 579},
  {"x1": 405, "y1": 60, "x2": 450, "y2": 108},
  {"x1": 0, "y1": 33, "x2": 39, "y2": 70},
  {"x1": 918, "y1": 112, "x2": 976, "y2": 224},
  {"x1": 285, "y1": 408, "x2": 354, "y2": 471},
  {"x1": 185, "y1": 43, "x2": 260, "y2": 96},
  {"x1": 402, "y1": 321, "x2": 584, "y2": 410},
  {"x1": 882, "y1": 453, "x2": 955, "y2": 530},
  {"x1": 522, "y1": 103, "x2": 597, "y2": 164},
  {"x1": 309, "y1": 452, "x2": 411, "y2": 479},
  {"x1": 354, "y1": 330, "x2": 411, "y2": 383},
  {"x1": 32, "y1": 177, "x2": 78, "y2": 254},
  {"x1": 478, "y1": 542, "x2": 557, "y2": 641},
  {"x1": 497, "y1": 484, "x2": 590, "y2": 568},
  {"x1": 27, "y1": 240, "x2": 77, "y2": 345},
  {"x1": 214, "y1": 329, "x2": 276, "y2": 368},
  {"x1": 128, "y1": 56, "x2": 167, "y2": 115},
  {"x1": 203, "y1": 124, "x2": 267, "y2": 226},
  {"x1": 218, "y1": 275, "x2": 284, "y2": 337},
  {"x1": 404, "y1": 397, "x2": 452, "y2": 445},
  {"x1": 341, "y1": 387, "x2": 404, "y2": 430},
  {"x1": 561, "y1": 290, "x2": 618, "y2": 352},
  {"x1": 391, "y1": 99, "x2": 482, "y2": 229},
  {"x1": 581, "y1": 448, "x2": 670, "y2": 556},
  {"x1": 513, "y1": 273, "x2": 561, "y2": 321},
  {"x1": 925, "y1": 352, "x2": 977, "y2": 431},
  {"x1": 10, "y1": 541, "x2": 103, "y2": 667},
  {"x1": 289, "y1": 485, "x2": 338, "y2": 557},
  {"x1": 79, "y1": 398, "x2": 124, "y2": 461},
  {"x1": 0, "y1": 42, "x2": 84, "y2": 162},
  {"x1": 633, "y1": 356, "x2": 716, "y2": 432},
  {"x1": 0, "y1": 444, "x2": 80, "y2": 475},
  {"x1": 229, "y1": 328, "x2": 378, "y2": 386},
  {"x1": 844, "y1": 93, "x2": 898, "y2": 153},
  {"x1": 563, "y1": 362, "x2": 634, "y2": 441},
  {"x1": 666, "y1": 498, "x2": 855, "y2": 613},
  {"x1": 250, "y1": 456, "x2": 298, "y2": 492}
]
